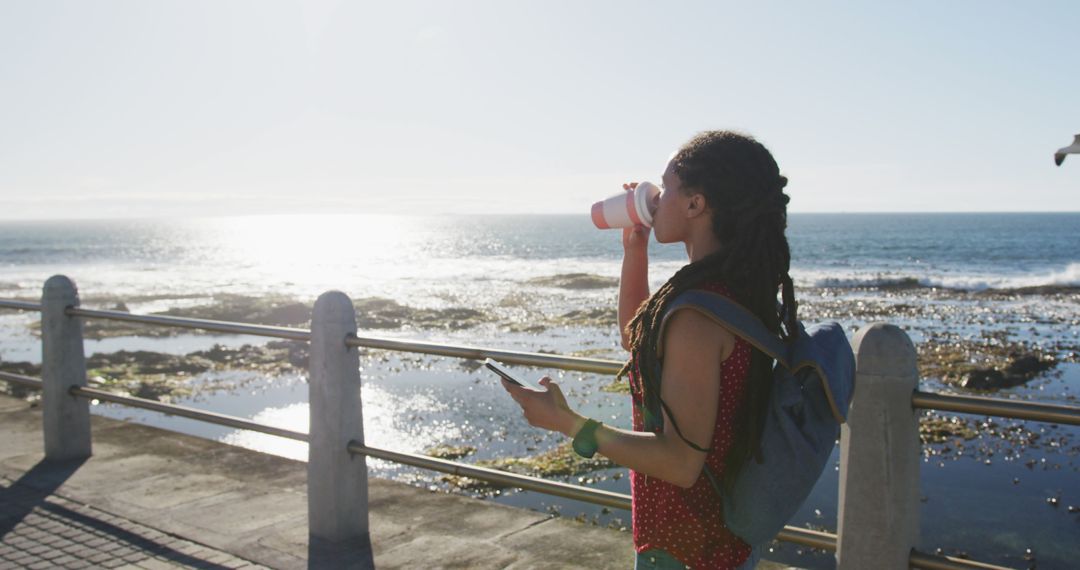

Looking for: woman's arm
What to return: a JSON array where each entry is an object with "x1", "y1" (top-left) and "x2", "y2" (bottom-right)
[
  {"x1": 618, "y1": 185, "x2": 651, "y2": 351},
  {"x1": 502, "y1": 309, "x2": 735, "y2": 488}
]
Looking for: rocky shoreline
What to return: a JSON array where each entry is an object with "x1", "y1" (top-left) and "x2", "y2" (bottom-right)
[{"x1": 8, "y1": 276, "x2": 1078, "y2": 342}]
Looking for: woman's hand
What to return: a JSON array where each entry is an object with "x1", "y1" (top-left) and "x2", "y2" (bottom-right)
[
  {"x1": 621, "y1": 182, "x2": 651, "y2": 253},
  {"x1": 500, "y1": 377, "x2": 584, "y2": 437}
]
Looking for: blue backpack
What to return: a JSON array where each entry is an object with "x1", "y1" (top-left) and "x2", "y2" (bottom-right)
[{"x1": 657, "y1": 289, "x2": 855, "y2": 546}]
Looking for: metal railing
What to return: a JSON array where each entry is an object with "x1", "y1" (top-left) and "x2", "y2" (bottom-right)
[
  {"x1": 5, "y1": 299, "x2": 1078, "y2": 426},
  {"x1": 4, "y1": 283, "x2": 1076, "y2": 569},
  {"x1": 0, "y1": 370, "x2": 43, "y2": 391}
]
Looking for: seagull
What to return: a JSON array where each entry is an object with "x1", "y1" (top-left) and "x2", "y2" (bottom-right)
[{"x1": 1055, "y1": 134, "x2": 1080, "y2": 166}]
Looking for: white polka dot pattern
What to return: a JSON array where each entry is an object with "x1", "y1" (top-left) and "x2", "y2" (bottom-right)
[{"x1": 628, "y1": 282, "x2": 753, "y2": 570}]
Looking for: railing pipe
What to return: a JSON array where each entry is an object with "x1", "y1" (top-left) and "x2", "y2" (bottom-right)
[
  {"x1": 913, "y1": 391, "x2": 1080, "y2": 426},
  {"x1": 54, "y1": 304, "x2": 629, "y2": 375},
  {"x1": 69, "y1": 385, "x2": 308, "y2": 442},
  {"x1": 0, "y1": 371, "x2": 44, "y2": 390},
  {"x1": 346, "y1": 335, "x2": 624, "y2": 375},
  {"x1": 5, "y1": 297, "x2": 1080, "y2": 427},
  {"x1": 347, "y1": 441, "x2": 632, "y2": 511},
  {"x1": 908, "y1": 550, "x2": 1015, "y2": 570},
  {"x1": 772, "y1": 527, "x2": 837, "y2": 552},
  {"x1": 65, "y1": 306, "x2": 312, "y2": 341},
  {"x1": 0, "y1": 299, "x2": 41, "y2": 311}
]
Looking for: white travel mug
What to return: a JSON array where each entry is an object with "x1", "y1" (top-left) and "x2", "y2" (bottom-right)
[{"x1": 590, "y1": 182, "x2": 660, "y2": 229}]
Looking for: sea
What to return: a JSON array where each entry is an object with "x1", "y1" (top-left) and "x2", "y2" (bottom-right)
[{"x1": 0, "y1": 213, "x2": 1077, "y2": 569}]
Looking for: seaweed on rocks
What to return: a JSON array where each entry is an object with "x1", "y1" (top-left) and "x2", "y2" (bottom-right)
[
  {"x1": 22, "y1": 294, "x2": 496, "y2": 338},
  {"x1": 505, "y1": 307, "x2": 619, "y2": 334},
  {"x1": 353, "y1": 297, "x2": 487, "y2": 330},
  {"x1": 920, "y1": 413, "x2": 979, "y2": 445},
  {"x1": 157, "y1": 295, "x2": 311, "y2": 326},
  {"x1": 553, "y1": 308, "x2": 617, "y2": 329},
  {"x1": 527, "y1": 274, "x2": 619, "y2": 290},
  {"x1": 1, "y1": 343, "x2": 307, "y2": 403},
  {"x1": 441, "y1": 441, "x2": 615, "y2": 492},
  {"x1": 917, "y1": 336, "x2": 1060, "y2": 391},
  {"x1": 600, "y1": 379, "x2": 631, "y2": 394},
  {"x1": 27, "y1": 294, "x2": 314, "y2": 339},
  {"x1": 424, "y1": 445, "x2": 477, "y2": 460}
]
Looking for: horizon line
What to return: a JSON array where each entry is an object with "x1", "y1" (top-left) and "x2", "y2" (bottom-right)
[{"x1": 2, "y1": 210, "x2": 1080, "y2": 223}]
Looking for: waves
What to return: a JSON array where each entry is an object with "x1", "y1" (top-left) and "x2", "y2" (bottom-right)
[{"x1": 797, "y1": 263, "x2": 1080, "y2": 293}]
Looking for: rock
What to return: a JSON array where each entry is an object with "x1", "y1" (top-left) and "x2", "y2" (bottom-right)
[
  {"x1": 960, "y1": 353, "x2": 1057, "y2": 390},
  {"x1": 0, "y1": 360, "x2": 41, "y2": 376},
  {"x1": 458, "y1": 359, "x2": 482, "y2": 372},
  {"x1": 287, "y1": 343, "x2": 309, "y2": 368},
  {"x1": 132, "y1": 382, "x2": 175, "y2": 402},
  {"x1": 261, "y1": 341, "x2": 309, "y2": 369},
  {"x1": 265, "y1": 302, "x2": 311, "y2": 326},
  {"x1": 1005, "y1": 354, "x2": 1053, "y2": 376},
  {"x1": 85, "y1": 350, "x2": 215, "y2": 377},
  {"x1": 961, "y1": 368, "x2": 1006, "y2": 390}
]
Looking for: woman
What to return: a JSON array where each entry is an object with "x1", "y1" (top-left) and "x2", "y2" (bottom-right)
[{"x1": 501, "y1": 130, "x2": 796, "y2": 570}]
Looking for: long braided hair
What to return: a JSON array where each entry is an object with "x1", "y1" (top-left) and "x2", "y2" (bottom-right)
[{"x1": 616, "y1": 130, "x2": 797, "y2": 491}]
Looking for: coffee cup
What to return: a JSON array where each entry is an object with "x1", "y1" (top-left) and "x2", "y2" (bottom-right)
[{"x1": 590, "y1": 182, "x2": 660, "y2": 229}]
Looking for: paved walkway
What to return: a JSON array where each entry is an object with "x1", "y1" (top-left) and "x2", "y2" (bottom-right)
[{"x1": 0, "y1": 476, "x2": 264, "y2": 569}]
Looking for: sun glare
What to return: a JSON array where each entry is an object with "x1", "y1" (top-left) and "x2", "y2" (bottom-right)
[{"x1": 196, "y1": 214, "x2": 427, "y2": 297}]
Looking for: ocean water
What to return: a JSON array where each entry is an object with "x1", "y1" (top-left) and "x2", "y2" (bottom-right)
[
  {"x1": 1, "y1": 213, "x2": 1078, "y2": 569},
  {"x1": 1, "y1": 213, "x2": 1079, "y2": 297}
]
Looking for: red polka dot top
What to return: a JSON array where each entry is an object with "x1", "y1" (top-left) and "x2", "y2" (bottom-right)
[{"x1": 628, "y1": 282, "x2": 753, "y2": 569}]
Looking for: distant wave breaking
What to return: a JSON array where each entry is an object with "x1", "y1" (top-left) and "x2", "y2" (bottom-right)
[{"x1": 799, "y1": 263, "x2": 1080, "y2": 292}]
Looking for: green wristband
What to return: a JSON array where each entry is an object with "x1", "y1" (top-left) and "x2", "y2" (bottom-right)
[{"x1": 571, "y1": 419, "x2": 602, "y2": 459}]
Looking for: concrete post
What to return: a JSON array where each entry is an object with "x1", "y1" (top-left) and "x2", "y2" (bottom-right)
[
  {"x1": 308, "y1": 291, "x2": 372, "y2": 560},
  {"x1": 837, "y1": 323, "x2": 920, "y2": 570},
  {"x1": 41, "y1": 275, "x2": 92, "y2": 460}
]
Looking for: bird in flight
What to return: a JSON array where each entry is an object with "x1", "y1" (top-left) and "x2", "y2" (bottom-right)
[{"x1": 1055, "y1": 134, "x2": 1080, "y2": 166}]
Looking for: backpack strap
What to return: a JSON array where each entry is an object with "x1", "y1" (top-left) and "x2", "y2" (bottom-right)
[
  {"x1": 658, "y1": 290, "x2": 789, "y2": 368},
  {"x1": 653, "y1": 289, "x2": 784, "y2": 454},
  {"x1": 658, "y1": 398, "x2": 713, "y2": 453},
  {"x1": 660, "y1": 289, "x2": 854, "y2": 424}
]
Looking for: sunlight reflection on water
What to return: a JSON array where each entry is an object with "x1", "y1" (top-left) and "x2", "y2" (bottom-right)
[{"x1": 219, "y1": 383, "x2": 463, "y2": 465}]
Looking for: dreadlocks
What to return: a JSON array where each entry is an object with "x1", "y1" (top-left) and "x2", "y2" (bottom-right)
[{"x1": 616, "y1": 130, "x2": 797, "y2": 491}]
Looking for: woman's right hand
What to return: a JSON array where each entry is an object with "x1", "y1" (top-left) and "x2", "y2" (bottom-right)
[{"x1": 621, "y1": 183, "x2": 651, "y2": 253}]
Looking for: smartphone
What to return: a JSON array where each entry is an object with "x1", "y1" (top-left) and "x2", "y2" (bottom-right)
[{"x1": 484, "y1": 358, "x2": 542, "y2": 390}]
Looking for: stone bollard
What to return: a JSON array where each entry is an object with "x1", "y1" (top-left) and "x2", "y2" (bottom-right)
[
  {"x1": 837, "y1": 323, "x2": 920, "y2": 570},
  {"x1": 308, "y1": 291, "x2": 373, "y2": 566},
  {"x1": 41, "y1": 275, "x2": 92, "y2": 460}
]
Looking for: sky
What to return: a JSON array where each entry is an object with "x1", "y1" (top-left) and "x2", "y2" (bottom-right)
[{"x1": 1, "y1": 0, "x2": 1078, "y2": 219}]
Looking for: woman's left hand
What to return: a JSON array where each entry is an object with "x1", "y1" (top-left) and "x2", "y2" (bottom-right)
[{"x1": 500, "y1": 377, "x2": 582, "y2": 437}]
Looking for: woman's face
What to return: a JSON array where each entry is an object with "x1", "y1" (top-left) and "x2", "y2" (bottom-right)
[{"x1": 652, "y1": 158, "x2": 690, "y2": 244}]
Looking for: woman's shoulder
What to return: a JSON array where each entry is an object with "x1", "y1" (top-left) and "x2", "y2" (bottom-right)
[
  {"x1": 664, "y1": 280, "x2": 737, "y2": 329},
  {"x1": 662, "y1": 284, "x2": 740, "y2": 360}
]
